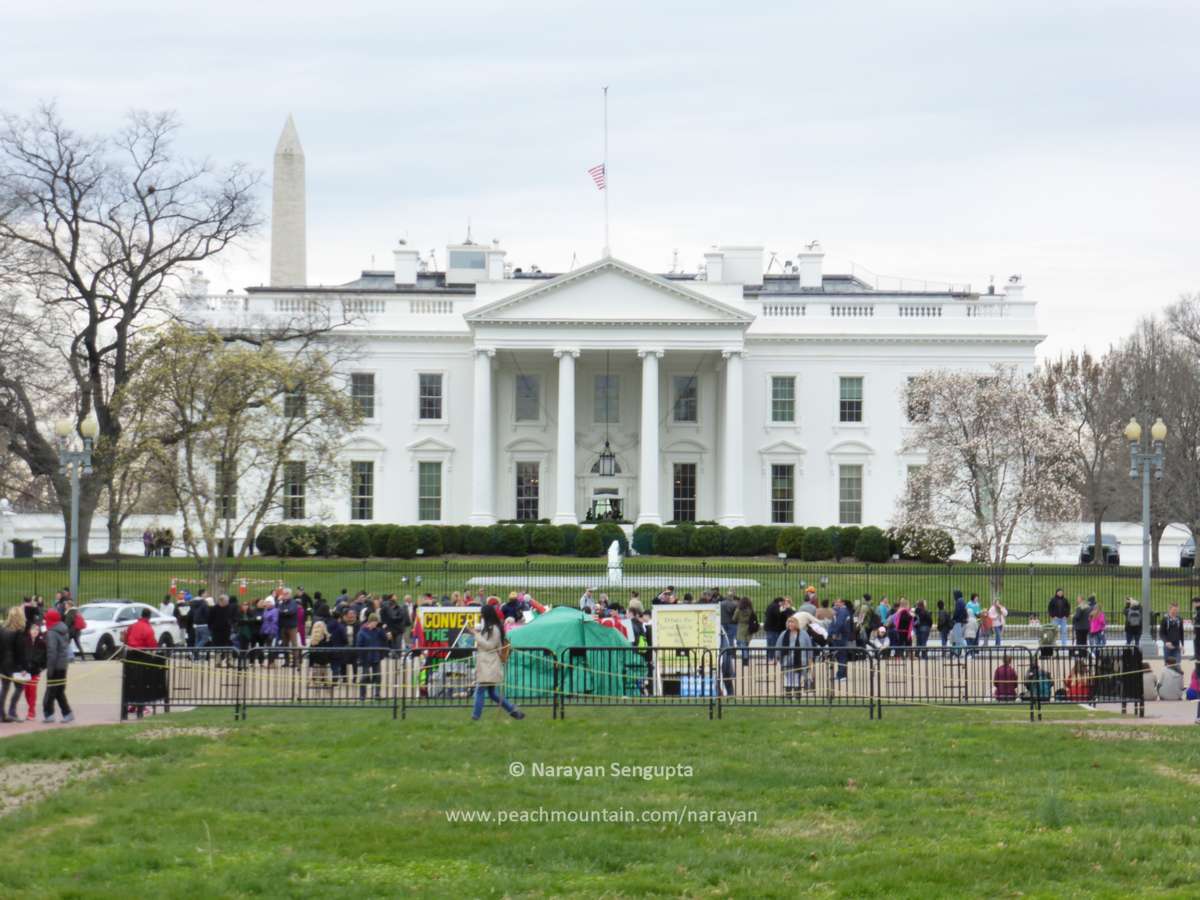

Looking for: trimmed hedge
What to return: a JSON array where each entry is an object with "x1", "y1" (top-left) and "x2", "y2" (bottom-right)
[
  {"x1": 777, "y1": 527, "x2": 805, "y2": 559},
  {"x1": 855, "y1": 526, "x2": 890, "y2": 563},
  {"x1": 632, "y1": 523, "x2": 660, "y2": 555},
  {"x1": 575, "y1": 528, "x2": 604, "y2": 556},
  {"x1": 495, "y1": 525, "x2": 527, "y2": 556},
  {"x1": 559, "y1": 524, "x2": 581, "y2": 555},
  {"x1": 689, "y1": 525, "x2": 724, "y2": 558},
  {"x1": 386, "y1": 526, "x2": 419, "y2": 558},
  {"x1": 463, "y1": 525, "x2": 494, "y2": 555},
  {"x1": 839, "y1": 527, "x2": 862, "y2": 560},
  {"x1": 593, "y1": 522, "x2": 628, "y2": 556},
  {"x1": 654, "y1": 527, "x2": 689, "y2": 556},
  {"x1": 801, "y1": 526, "x2": 833, "y2": 562},
  {"x1": 416, "y1": 525, "x2": 443, "y2": 556},
  {"x1": 335, "y1": 524, "x2": 372, "y2": 558},
  {"x1": 531, "y1": 524, "x2": 564, "y2": 555},
  {"x1": 725, "y1": 526, "x2": 758, "y2": 556}
]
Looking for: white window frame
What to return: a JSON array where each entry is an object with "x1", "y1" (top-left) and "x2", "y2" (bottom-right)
[
  {"x1": 668, "y1": 372, "x2": 701, "y2": 426},
  {"x1": 836, "y1": 373, "x2": 867, "y2": 429},
  {"x1": 837, "y1": 463, "x2": 864, "y2": 526},
  {"x1": 514, "y1": 459, "x2": 541, "y2": 521},
  {"x1": 513, "y1": 372, "x2": 545, "y2": 426},
  {"x1": 766, "y1": 373, "x2": 798, "y2": 426},
  {"x1": 417, "y1": 460, "x2": 443, "y2": 522},
  {"x1": 349, "y1": 370, "x2": 379, "y2": 422},
  {"x1": 757, "y1": 440, "x2": 805, "y2": 525},
  {"x1": 769, "y1": 462, "x2": 796, "y2": 525},
  {"x1": 413, "y1": 369, "x2": 448, "y2": 425},
  {"x1": 593, "y1": 373, "x2": 621, "y2": 426},
  {"x1": 350, "y1": 459, "x2": 375, "y2": 521}
]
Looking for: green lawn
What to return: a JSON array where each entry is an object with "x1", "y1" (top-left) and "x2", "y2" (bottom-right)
[
  {"x1": 3, "y1": 554, "x2": 1199, "y2": 618},
  {"x1": 3, "y1": 706, "x2": 1199, "y2": 898}
]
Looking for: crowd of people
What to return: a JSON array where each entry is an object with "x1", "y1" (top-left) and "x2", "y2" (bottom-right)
[{"x1": 0, "y1": 591, "x2": 87, "y2": 724}]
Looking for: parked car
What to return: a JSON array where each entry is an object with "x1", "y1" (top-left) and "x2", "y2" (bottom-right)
[
  {"x1": 1183, "y1": 538, "x2": 1195, "y2": 568},
  {"x1": 77, "y1": 601, "x2": 184, "y2": 660},
  {"x1": 1079, "y1": 534, "x2": 1120, "y2": 565}
]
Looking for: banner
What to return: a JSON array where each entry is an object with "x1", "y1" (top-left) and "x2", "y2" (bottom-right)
[
  {"x1": 651, "y1": 604, "x2": 721, "y2": 651},
  {"x1": 414, "y1": 606, "x2": 482, "y2": 659}
]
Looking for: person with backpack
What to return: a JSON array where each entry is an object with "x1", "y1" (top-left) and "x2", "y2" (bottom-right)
[
  {"x1": 1160, "y1": 604, "x2": 1185, "y2": 664},
  {"x1": 15, "y1": 615, "x2": 46, "y2": 721},
  {"x1": 893, "y1": 599, "x2": 915, "y2": 648},
  {"x1": 1024, "y1": 660, "x2": 1052, "y2": 703},
  {"x1": 831, "y1": 599, "x2": 853, "y2": 681},
  {"x1": 1123, "y1": 597, "x2": 1143, "y2": 647},
  {"x1": 733, "y1": 596, "x2": 756, "y2": 666},
  {"x1": 763, "y1": 597, "x2": 789, "y2": 664},
  {"x1": 63, "y1": 602, "x2": 86, "y2": 662},
  {"x1": 1048, "y1": 588, "x2": 1071, "y2": 646},
  {"x1": 914, "y1": 600, "x2": 933, "y2": 652},
  {"x1": 465, "y1": 603, "x2": 524, "y2": 720},
  {"x1": 935, "y1": 600, "x2": 952, "y2": 647},
  {"x1": 950, "y1": 590, "x2": 968, "y2": 656},
  {"x1": 41, "y1": 609, "x2": 74, "y2": 724},
  {"x1": 1072, "y1": 596, "x2": 1091, "y2": 649}
]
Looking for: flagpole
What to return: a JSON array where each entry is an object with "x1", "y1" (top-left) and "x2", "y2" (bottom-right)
[{"x1": 602, "y1": 85, "x2": 610, "y2": 258}]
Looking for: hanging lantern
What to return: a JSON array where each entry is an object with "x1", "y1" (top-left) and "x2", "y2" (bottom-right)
[
  {"x1": 593, "y1": 349, "x2": 617, "y2": 478},
  {"x1": 597, "y1": 440, "x2": 617, "y2": 477}
]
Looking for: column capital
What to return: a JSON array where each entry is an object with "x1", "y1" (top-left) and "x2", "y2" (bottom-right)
[
  {"x1": 553, "y1": 348, "x2": 580, "y2": 359},
  {"x1": 721, "y1": 348, "x2": 745, "y2": 360},
  {"x1": 637, "y1": 348, "x2": 665, "y2": 359},
  {"x1": 474, "y1": 346, "x2": 496, "y2": 358}
]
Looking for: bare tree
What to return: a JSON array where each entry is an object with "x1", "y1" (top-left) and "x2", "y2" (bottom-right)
[
  {"x1": 136, "y1": 325, "x2": 360, "y2": 593},
  {"x1": 1037, "y1": 350, "x2": 1125, "y2": 563},
  {"x1": 0, "y1": 104, "x2": 260, "y2": 559},
  {"x1": 897, "y1": 366, "x2": 1079, "y2": 597}
]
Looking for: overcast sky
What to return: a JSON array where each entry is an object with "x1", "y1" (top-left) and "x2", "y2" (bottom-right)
[{"x1": 4, "y1": 1, "x2": 1198, "y2": 357}]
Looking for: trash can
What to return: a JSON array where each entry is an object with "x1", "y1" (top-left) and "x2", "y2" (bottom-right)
[{"x1": 12, "y1": 539, "x2": 35, "y2": 558}]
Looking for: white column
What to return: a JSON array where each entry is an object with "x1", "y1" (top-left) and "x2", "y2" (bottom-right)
[
  {"x1": 552, "y1": 348, "x2": 579, "y2": 524},
  {"x1": 719, "y1": 349, "x2": 745, "y2": 526},
  {"x1": 636, "y1": 349, "x2": 663, "y2": 526},
  {"x1": 469, "y1": 347, "x2": 496, "y2": 525}
]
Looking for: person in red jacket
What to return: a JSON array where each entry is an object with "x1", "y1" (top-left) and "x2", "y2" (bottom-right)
[
  {"x1": 992, "y1": 655, "x2": 1019, "y2": 701},
  {"x1": 123, "y1": 608, "x2": 160, "y2": 718}
]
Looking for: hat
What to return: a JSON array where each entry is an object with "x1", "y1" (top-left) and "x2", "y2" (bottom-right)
[
  {"x1": 45, "y1": 609, "x2": 62, "y2": 628},
  {"x1": 804, "y1": 586, "x2": 817, "y2": 594},
  {"x1": 508, "y1": 591, "x2": 519, "y2": 601}
]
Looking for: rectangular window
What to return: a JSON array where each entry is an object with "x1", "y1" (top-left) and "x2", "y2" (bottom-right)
[
  {"x1": 515, "y1": 374, "x2": 540, "y2": 422},
  {"x1": 351, "y1": 372, "x2": 376, "y2": 419},
  {"x1": 594, "y1": 374, "x2": 620, "y2": 424},
  {"x1": 838, "y1": 464, "x2": 863, "y2": 525},
  {"x1": 771, "y1": 376, "x2": 795, "y2": 423},
  {"x1": 905, "y1": 376, "x2": 929, "y2": 423},
  {"x1": 214, "y1": 460, "x2": 237, "y2": 520},
  {"x1": 672, "y1": 375, "x2": 698, "y2": 423},
  {"x1": 351, "y1": 461, "x2": 374, "y2": 520},
  {"x1": 418, "y1": 373, "x2": 443, "y2": 420},
  {"x1": 839, "y1": 376, "x2": 863, "y2": 423},
  {"x1": 283, "y1": 385, "x2": 306, "y2": 419},
  {"x1": 448, "y1": 250, "x2": 486, "y2": 269},
  {"x1": 418, "y1": 461, "x2": 442, "y2": 521},
  {"x1": 672, "y1": 462, "x2": 697, "y2": 522},
  {"x1": 515, "y1": 461, "x2": 540, "y2": 521},
  {"x1": 770, "y1": 464, "x2": 794, "y2": 524},
  {"x1": 283, "y1": 461, "x2": 306, "y2": 520}
]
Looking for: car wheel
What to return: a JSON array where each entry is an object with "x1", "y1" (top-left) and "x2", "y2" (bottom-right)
[
  {"x1": 95, "y1": 634, "x2": 117, "y2": 660},
  {"x1": 158, "y1": 633, "x2": 174, "y2": 648}
]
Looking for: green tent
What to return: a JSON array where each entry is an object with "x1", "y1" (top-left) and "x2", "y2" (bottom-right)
[{"x1": 505, "y1": 607, "x2": 644, "y2": 699}]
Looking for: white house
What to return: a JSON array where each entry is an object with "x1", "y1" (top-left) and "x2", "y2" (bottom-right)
[{"x1": 179, "y1": 118, "x2": 1044, "y2": 531}]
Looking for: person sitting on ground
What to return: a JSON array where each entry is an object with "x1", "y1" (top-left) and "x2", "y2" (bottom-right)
[
  {"x1": 993, "y1": 654, "x2": 1019, "y2": 701},
  {"x1": 870, "y1": 625, "x2": 890, "y2": 654},
  {"x1": 1186, "y1": 666, "x2": 1200, "y2": 702},
  {"x1": 1065, "y1": 660, "x2": 1093, "y2": 703},
  {"x1": 1157, "y1": 659, "x2": 1184, "y2": 701}
]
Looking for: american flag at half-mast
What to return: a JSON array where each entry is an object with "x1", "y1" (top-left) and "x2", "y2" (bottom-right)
[{"x1": 588, "y1": 163, "x2": 606, "y2": 190}]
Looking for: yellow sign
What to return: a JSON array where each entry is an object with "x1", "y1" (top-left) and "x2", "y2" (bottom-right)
[{"x1": 652, "y1": 604, "x2": 721, "y2": 650}]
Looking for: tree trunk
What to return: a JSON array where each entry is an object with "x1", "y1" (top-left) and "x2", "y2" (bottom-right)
[
  {"x1": 1151, "y1": 521, "x2": 1168, "y2": 568},
  {"x1": 1093, "y1": 515, "x2": 1105, "y2": 566},
  {"x1": 106, "y1": 513, "x2": 123, "y2": 556},
  {"x1": 56, "y1": 475, "x2": 103, "y2": 564}
]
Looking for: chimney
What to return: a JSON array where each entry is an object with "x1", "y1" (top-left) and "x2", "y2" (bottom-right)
[
  {"x1": 1005, "y1": 275, "x2": 1025, "y2": 302},
  {"x1": 703, "y1": 249, "x2": 724, "y2": 282},
  {"x1": 796, "y1": 242, "x2": 824, "y2": 290},
  {"x1": 719, "y1": 246, "x2": 763, "y2": 287},
  {"x1": 394, "y1": 241, "x2": 420, "y2": 286},
  {"x1": 487, "y1": 245, "x2": 506, "y2": 280},
  {"x1": 188, "y1": 269, "x2": 210, "y2": 298}
]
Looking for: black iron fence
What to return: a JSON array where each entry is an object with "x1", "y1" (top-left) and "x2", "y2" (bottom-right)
[
  {"x1": 119, "y1": 643, "x2": 1145, "y2": 721},
  {"x1": 11, "y1": 557, "x2": 1200, "y2": 620}
]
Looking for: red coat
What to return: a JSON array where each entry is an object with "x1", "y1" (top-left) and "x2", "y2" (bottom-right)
[{"x1": 125, "y1": 618, "x2": 158, "y2": 650}]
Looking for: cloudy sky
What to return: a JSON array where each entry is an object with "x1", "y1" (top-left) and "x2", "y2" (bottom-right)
[{"x1": 4, "y1": 1, "x2": 1198, "y2": 357}]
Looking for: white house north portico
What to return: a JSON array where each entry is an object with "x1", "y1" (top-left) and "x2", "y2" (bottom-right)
[{"x1": 181, "y1": 118, "x2": 1045, "y2": 531}]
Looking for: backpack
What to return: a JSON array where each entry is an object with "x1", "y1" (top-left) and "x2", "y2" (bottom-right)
[
  {"x1": 748, "y1": 610, "x2": 760, "y2": 637},
  {"x1": 1126, "y1": 606, "x2": 1142, "y2": 628},
  {"x1": 31, "y1": 633, "x2": 48, "y2": 671},
  {"x1": 897, "y1": 609, "x2": 913, "y2": 635}
]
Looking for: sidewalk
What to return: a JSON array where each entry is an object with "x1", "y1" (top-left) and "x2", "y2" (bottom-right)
[{"x1": 0, "y1": 660, "x2": 129, "y2": 738}]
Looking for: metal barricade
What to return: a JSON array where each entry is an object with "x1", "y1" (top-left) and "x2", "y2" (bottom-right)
[
  {"x1": 874, "y1": 646, "x2": 1037, "y2": 721},
  {"x1": 399, "y1": 646, "x2": 560, "y2": 719},
  {"x1": 718, "y1": 644, "x2": 876, "y2": 718},
  {"x1": 1035, "y1": 645, "x2": 1145, "y2": 717},
  {"x1": 558, "y1": 646, "x2": 716, "y2": 718}
]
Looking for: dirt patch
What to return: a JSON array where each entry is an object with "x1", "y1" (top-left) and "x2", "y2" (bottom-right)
[
  {"x1": 1154, "y1": 764, "x2": 1200, "y2": 786},
  {"x1": 132, "y1": 726, "x2": 230, "y2": 742},
  {"x1": 1072, "y1": 728, "x2": 1166, "y2": 742},
  {"x1": 0, "y1": 759, "x2": 122, "y2": 817}
]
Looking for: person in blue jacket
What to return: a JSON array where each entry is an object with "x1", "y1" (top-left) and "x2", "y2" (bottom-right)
[
  {"x1": 355, "y1": 613, "x2": 389, "y2": 701},
  {"x1": 327, "y1": 610, "x2": 350, "y2": 688}
]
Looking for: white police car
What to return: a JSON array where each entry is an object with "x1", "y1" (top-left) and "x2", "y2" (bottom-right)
[{"x1": 77, "y1": 601, "x2": 184, "y2": 660}]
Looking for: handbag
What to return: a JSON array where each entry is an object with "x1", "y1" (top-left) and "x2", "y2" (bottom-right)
[{"x1": 498, "y1": 643, "x2": 512, "y2": 664}]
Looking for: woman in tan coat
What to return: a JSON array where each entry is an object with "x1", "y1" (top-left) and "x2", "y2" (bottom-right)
[{"x1": 465, "y1": 603, "x2": 525, "y2": 720}]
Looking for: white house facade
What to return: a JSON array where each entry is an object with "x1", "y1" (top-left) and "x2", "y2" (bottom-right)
[{"x1": 180, "y1": 120, "x2": 1044, "y2": 531}]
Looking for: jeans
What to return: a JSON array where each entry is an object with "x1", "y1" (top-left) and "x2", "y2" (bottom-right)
[
  {"x1": 472, "y1": 684, "x2": 518, "y2": 719},
  {"x1": 1126, "y1": 628, "x2": 1141, "y2": 647},
  {"x1": 992, "y1": 626, "x2": 1003, "y2": 646},
  {"x1": 939, "y1": 631, "x2": 950, "y2": 647},
  {"x1": 1052, "y1": 617, "x2": 1069, "y2": 645},
  {"x1": 358, "y1": 662, "x2": 381, "y2": 700},
  {"x1": 950, "y1": 623, "x2": 965, "y2": 654},
  {"x1": 832, "y1": 639, "x2": 848, "y2": 680},
  {"x1": 722, "y1": 624, "x2": 737, "y2": 648},
  {"x1": 765, "y1": 630, "x2": 782, "y2": 662},
  {"x1": 736, "y1": 639, "x2": 749, "y2": 664},
  {"x1": 1089, "y1": 632, "x2": 1106, "y2": 648},
  {"x1": 915, "y1": 626, "x2": 931, "y2": 648},
  {"x1": 194, "y1": 625, "x2": 211, "y2": 648}
]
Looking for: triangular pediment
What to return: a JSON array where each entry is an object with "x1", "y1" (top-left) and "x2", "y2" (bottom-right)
[{"x1": 465, "y1": 257, "x2": 752, "y2": 325}]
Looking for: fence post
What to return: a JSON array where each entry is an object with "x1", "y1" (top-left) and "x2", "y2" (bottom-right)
[
  {"x1": 872, "y1": 652, "x2": 880, "y2": 720},
  {"x1": 115, "y1": 555, "x2": 121, "y2": 598},
  {"x1": 119, "y1": 649, "x2": 128, "y2": 721}
]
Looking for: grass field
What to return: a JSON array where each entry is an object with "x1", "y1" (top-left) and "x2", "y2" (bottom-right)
[
  {"x1": 3, "y1": 554, "x2": 1200, "y2": 619},
  {"x1": 3, "y1": 705, "x2": 1200, "y2": 898}
]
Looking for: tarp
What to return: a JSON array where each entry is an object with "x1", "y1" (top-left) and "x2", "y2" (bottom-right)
[{"x1": 506, "y1": 607, "x2": 642, "y2": 699}]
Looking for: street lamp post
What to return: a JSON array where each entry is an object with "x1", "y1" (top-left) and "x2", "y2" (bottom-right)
[
  {"x1": 55, "y1": 415, "x2": 98, "y2": 605},
  {"x1": 1124, "y1": 416, "x2": 1166, "y2": 659}
]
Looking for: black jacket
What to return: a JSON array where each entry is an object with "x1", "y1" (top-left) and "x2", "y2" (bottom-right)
[
  {"x1": 208, "y1": 603, "x2": 236, "y2": 641},
  {"x1": 1048, "y1": 593, "x2": 1070, "y2": 619},
  {"x1": 382, "y1": 601, "x2": 410, "y2": 635},
  {"x1": 1072, "y1": 606, "x2": 1091, "y2": 633},
  {"x1": 763, "y1": 602, "x2": 790, "y2": 632},
  {"x1": 915, "y1": 606, "x2": 933, "y2": 629},
  {"x1": 0, "y1": 626, "x2": 27, "y2": 674},
  {"x1": 1160, "y1": 615, "x2": 1185, "y2": 646},
  {"x1": 719, "y1": 597, "x2": 738, "y2": 626}
]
